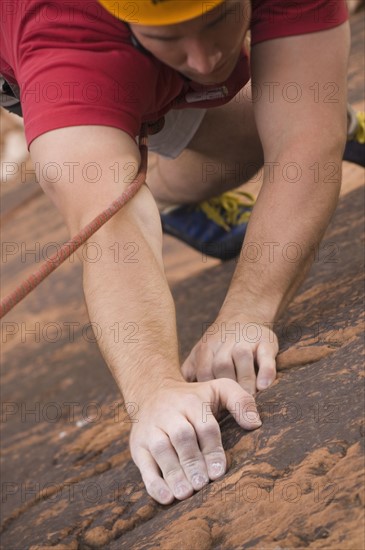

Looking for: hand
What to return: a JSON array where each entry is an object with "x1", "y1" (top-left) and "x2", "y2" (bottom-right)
[
  {"x1": 181, "y1": 314, "x2": 279, "y2": 395},
  {"x1": 129, "y1": 378, "x2": 262, "y2": 504}
]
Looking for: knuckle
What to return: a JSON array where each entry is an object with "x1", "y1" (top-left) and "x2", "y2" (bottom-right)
[
  {"x1": 150, "y1": 438, "x2": 170, "y2": 457},
  {"x1": 205, "y1": 448, "x2": 225, "y2": 461},
  {"x1": 259, "y1": 348, "x2": 275, "y2": 360},
  {"x1": 199, "y1": 421, "x2": 220, "y2": 440},
  {"x1": 258, "y1": 360, "x2": 276, "y2": 374},
  {"x1": 165, "y1": 468, "x2": 187, "y2": 486},
  {"x1": 180, "y1": 456, "x2": 202, "y2": 471},
  {"x1": 213, "y1": 360, "x2": 234, "y2": 375},
  {"x1": 263, "y1": 362, "x2": 276, "y2": 372},
  {"x1": 164, "y1": 465, "x2": 183, "y2": 478},
  {"x1": 233, "y1": 346, "x2": 253, "y2": 360},
  {"x1": 170, "y1": 426, "x2": 195, "y2": 446}
]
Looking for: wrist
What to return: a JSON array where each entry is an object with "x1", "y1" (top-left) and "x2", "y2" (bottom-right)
[
  {"x1": 118, "y1": 365, "x2": 185, "y2": 405},
  {"x1": 219, "y1": 294, "x2": 279, "y2": 325}
]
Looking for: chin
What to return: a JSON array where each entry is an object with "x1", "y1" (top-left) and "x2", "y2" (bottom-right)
[{"x1": 185, "y1": 66, "x2": 234, "y2": 85}]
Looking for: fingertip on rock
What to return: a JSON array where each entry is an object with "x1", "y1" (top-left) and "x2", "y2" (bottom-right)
[
  {"x1": 158, "y1": 488, "x2": 174, "y2": 505},
  {"x1": 243, "y1": 416, "x2": 262, "y2": 430},
  {"x1": 209, "y1": 461, "x2": 225, "y2": 478},
  {"x1": 258, "y1": 378, "x2": 271, "y2": 390}
]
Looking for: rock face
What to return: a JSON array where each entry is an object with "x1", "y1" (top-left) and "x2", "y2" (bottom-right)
[{"x1": 1, "y1": 10, "x2": 364, "y2": 550}]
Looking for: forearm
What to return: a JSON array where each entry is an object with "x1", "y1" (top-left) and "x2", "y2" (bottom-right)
[
  {"x1": 81, "y1": 187, "x2": 184, "y2": 403},
  {"x1": 234, "y1": 21, "x2": 350, "y2": 324},
  {"x1": 31, "y1": 126, "x2": 183, "y2": 405},
  {"x1": 222, "y1": 149, "x2": 344, "y2": 322}
]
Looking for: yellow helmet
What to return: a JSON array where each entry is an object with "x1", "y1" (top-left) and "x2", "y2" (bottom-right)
[{"x1": 98, "y1": 0, "x2": 225, "y2": 26}]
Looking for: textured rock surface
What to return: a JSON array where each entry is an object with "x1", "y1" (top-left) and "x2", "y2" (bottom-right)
[{"x1": 1, "y1": 9, "x2": 364, "y2": 550}]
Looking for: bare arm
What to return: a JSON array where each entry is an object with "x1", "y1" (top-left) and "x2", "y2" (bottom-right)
[
  {"x1": 224, "y1": 22, "x2": 350, "y2": 319},
  {"x1": 30, "y1": 125, "x2": 260, "y2": 503},
  {"x1": 183, "y1": 22, "x2": 351, "y2": 393},
  {"x1": 31, "y1": 125, "x2": 181, "y2": 396}
]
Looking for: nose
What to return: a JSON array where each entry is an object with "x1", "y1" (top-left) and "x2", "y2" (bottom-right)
[{"x1": 184, "y1": 38, "x2": 223, "y2": 75}]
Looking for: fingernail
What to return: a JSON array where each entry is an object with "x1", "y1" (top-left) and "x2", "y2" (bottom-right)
[
  {"x1": 210, "y1": 462, "x2": 224, "y2": 477},
  {"x1": 192, "y1": 474, "x2": 208, "y2": 489},
  {"x1": 260, "y1": 379, "x2": 271, "y2": 389},
  {"x1": 159, "y1": 488, "x2": 172, "y2": 502},
  {"x1": 175, "y1": 483, "x2": 188, "y2": 498}
]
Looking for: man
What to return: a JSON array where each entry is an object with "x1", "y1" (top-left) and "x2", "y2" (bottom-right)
[{"x1": 0, "y1": 0, "x2": 363, "y2": 504}]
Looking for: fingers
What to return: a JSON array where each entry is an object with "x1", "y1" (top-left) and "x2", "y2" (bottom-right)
[
  {"x1": 137, "y1": 420, "x2": 212, "y2": 502},
  {"x1": 182, "y1": 347, "x2": 216, "y2": 383},
  {"x1": 256, "y1": 341, "x2": 277, "y2": 390},
  {"x1": 184, "y1": 346, "x2": 238, "y2": 384},
  {"x1": 169, "y1": 421, "x2": 210, "y2": 490},
  {"x1": 198, "y1": 343, "x2": 257, "y2": 396},
  {"x1": 132, "y1": 377, "x2": 263, "y2": 505},
  {"x1": 135, "y1": 438, "x2": 192, "y2": 503},
  {"x1": 149, "y1": 429, "x2": 194, "y2": 501},
  {"x1": 193, "y1": 415, "x2": 227, "y2": 480},
  {"x1": 213, "y1": 378, "x2": 262, "y2": 430},
  {"x1": 232, "y1": 347, "x2": 256, "y2": 395},
  {"x1": 133, "y1": 447, "x2": 174, "y2": 505},
  {"x1": 183, "y1": 340, "x2": 277, "y2": 395},
  {"x1": 211, "y1": 349, "x2": 237, "y2": 382}
]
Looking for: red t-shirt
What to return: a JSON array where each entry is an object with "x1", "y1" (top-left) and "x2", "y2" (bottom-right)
[{"x1": 0, "y1": 0, "x2": 348, "y2": 148}]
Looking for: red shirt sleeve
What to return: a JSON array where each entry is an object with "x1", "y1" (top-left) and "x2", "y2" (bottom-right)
[
  {"x1": 251, "y1": 0, "x2": 349, "y2": 45},
  {"x1": 1, "y1": 1, "x2": 183, "y2": 148}
]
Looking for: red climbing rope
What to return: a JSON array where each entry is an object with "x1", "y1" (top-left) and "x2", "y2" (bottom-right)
[{"x1": 0, "y1": 125, "x2": 149, "y2": 319}]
